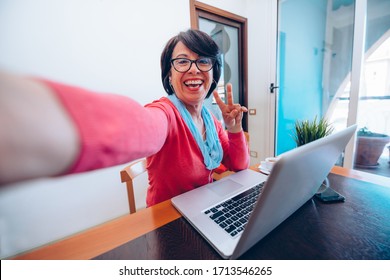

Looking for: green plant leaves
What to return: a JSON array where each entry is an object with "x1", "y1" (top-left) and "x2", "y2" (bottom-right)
[{"x1": 293, "y1": 116, "x2": 334, "y2": 147}]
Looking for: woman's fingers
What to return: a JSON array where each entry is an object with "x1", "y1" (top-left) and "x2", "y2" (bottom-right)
[
  {"x1": 213, "y1": 83, "x2": 247, "y2": 120},
  {"x1": 226, "y1": 83, "x2": 234, "y2": 106},
  {"x1": 213, "y1": 90, "x2": 225, "y2": 109}
]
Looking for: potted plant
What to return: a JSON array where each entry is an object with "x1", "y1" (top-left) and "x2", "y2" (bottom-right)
[
  {"x1": 292, "y1": 116, "x2": 334, "y2": 147},
  {"x1": 292, "y1": 116, "x2": 334, "y2": 194},
  {"x1": 354, "y1": 127, "x2": 390, "y2": 168}
]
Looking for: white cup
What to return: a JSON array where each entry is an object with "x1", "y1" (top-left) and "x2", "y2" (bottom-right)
[{"x1": 261, "y1": 157, "x2": 279, "y2": 172}]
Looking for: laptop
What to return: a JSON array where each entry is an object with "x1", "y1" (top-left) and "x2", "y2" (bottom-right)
[{"x1": 171, "y1": 125, "x2": 357, "y2": 259}]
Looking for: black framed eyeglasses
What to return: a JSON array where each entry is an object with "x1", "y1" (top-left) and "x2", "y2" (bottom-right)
[{"x1": 170, "y1": 57, "x2": 215, "y2": 73}]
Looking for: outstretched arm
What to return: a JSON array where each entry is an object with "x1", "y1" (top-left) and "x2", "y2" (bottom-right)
[
  {"x1": 0, "y1": 71, "x2": 168, "y2": 185},
  {"x1": 0, "y1": 71, "x2": 80, "y2": 184}
]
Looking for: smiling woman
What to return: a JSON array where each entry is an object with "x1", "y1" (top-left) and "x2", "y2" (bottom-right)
[
  {"x1": 0, "y1": 29, "x2": 249, "y2": 207},
  {"x1": 168, "y1": 41, "x2": 214, "y2": 107},
  {"x1": 161, "y1": 30, "x2": 222, "y2": 98}
]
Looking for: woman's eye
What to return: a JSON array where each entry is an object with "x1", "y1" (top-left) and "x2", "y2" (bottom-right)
[
  {"x1": 177, "y1": 59, "x2": 189, "y2": 65},
  {"x1": 198, "y1": 58, "x2": 211, "y2": 65}
]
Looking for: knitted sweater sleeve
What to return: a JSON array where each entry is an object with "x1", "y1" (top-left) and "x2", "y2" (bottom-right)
[{"x1": 43, "y1": 80, "x2": 168, "y2": 174}]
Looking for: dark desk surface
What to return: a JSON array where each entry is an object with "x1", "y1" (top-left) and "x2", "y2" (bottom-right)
[
  {"x1": 93, "y1": 173, "x2": 390, "y2": 260},
  {"x1": 13, "y1": 167, "x2": 390, "y2": 260}
]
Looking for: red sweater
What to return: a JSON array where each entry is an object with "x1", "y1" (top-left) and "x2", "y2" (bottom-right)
[
  {"x1": 145, "y1": 98, "x2": 249, "y2": 206},
  {"x1": 44, "y1": 80, "x2": 250, "y2": 206}
]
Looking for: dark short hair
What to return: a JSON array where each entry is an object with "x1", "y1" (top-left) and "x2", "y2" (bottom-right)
[{"x1": 160, "y1": 29, "x2": 222, "y2": 98}]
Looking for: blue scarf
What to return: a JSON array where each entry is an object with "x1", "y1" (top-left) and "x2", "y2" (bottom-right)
[{"x1": 167, "y1": 94, "x2": 223, "y2": 170}]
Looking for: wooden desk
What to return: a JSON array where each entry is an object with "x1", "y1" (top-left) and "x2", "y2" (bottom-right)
[{"x1": 12, "y1": 167, "x2": 390, "y2": 260}]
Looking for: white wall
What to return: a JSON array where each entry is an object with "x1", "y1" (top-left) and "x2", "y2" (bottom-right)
[{"x1": 0, "y1": 0, "x2": 273, "y2": 259}]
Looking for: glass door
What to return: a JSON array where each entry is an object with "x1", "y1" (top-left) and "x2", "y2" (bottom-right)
[
  {"x1": 275, "y1": 0, "x2": 356, "y2": 155},
  {"x1": 275, "y1": 0, "x2": 390, "y2": 177},
  {"x1": 328, "y1": 0, "x2": 390, "y2": 175}
]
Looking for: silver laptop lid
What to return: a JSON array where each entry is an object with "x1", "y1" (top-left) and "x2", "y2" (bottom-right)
[{"x1": 231, "y1": 124, "x2": 357, "y2": 259}]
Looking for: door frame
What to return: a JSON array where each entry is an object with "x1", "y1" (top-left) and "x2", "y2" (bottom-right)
[{"x1": 190, "y1": 0, "x2": 249, "y2": 131}]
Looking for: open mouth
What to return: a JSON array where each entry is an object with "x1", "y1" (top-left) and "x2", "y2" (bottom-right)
[{"x1": 184, "y1": 79, "x2": 203, "y2": 89}]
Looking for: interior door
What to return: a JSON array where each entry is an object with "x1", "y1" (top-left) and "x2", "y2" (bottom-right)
[{"x1": 190, "y1": 0, "x2": 248, "y2": 131}]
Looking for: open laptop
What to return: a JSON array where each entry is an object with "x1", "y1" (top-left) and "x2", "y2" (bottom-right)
[{"x1": 171, "y1": 125, "x2": 357, "y2": 259}]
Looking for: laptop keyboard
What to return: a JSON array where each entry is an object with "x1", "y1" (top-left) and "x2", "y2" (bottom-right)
[{"x1": 203, "y1": 182, "x2": 265, "y2": 238}]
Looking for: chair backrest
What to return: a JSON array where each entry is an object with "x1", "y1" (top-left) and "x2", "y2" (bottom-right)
[
  {"x1": 120, "y1": 158, "x2": 148, "y2": 214},
  {"x1": 244, "y1": 131, "x2": 249, "y2": 144}
]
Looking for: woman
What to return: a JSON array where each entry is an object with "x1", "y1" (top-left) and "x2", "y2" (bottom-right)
[
  {"x1": 146, "y1": 29, "x2": 249, "y2": 205},
  {"x1": 0, "y1": 29, "x2": 249, "y2": 206}
]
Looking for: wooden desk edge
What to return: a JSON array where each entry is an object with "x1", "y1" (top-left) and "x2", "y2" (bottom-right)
[
  {"x1": 331, "y1": 166, "x2": 390, "y2": 187},
  {"x1": 11, "y1": 166, "x2": 389, "y2": 260},
  {"x1": 11, "y1": 200, "x2": 181, "y2": 260}
]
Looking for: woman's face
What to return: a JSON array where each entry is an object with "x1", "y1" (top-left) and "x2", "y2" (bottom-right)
[{"x1": 169, "y1": 41, "x2": 213, "y2": 107}]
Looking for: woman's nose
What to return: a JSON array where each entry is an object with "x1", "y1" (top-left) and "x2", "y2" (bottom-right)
[{"x1": 188, "y1": 61, "x2": 200, "y2": 73}]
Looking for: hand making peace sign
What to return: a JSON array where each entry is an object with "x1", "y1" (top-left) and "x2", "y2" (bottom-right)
[{"x1": 213, "y1": 83, "x2": 248, "y2": 133}]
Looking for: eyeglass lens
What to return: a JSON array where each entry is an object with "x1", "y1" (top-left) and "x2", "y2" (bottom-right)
[{"x1": 171, "y1": 58, "x2": 214, "y2": 72}]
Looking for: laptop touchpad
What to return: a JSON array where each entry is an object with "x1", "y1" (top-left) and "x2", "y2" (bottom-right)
[{"x1": 207, "y1": 179, "x2": 244, "y2": 197}]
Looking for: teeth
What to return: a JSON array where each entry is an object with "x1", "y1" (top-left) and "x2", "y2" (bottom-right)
[{"x1": 185, "y1": 80, "x2": 202, "y2": 85}]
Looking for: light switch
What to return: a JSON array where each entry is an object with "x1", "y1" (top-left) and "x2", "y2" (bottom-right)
[{"x1": 249, "y1": 109, "x2": 256, "y2": 115}]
